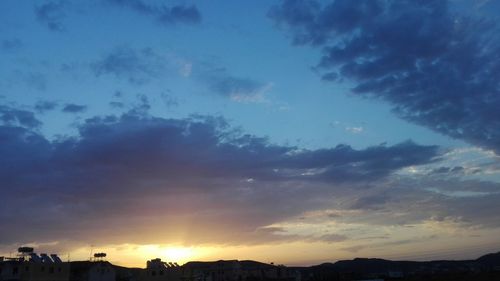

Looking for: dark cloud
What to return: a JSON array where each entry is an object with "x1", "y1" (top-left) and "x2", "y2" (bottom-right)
[
  {"x1": 290, "y1": 141, "x2": 441, "y2": 182},
  {"x1": 34, "y1": 101, "x2": 58, "y2": 113},
  {"x1": 62, "y1": 103, "x2": 87, "y2": 113},
  {"x1": 34, "y1": 1, "x2": 66, "y2": 31},
  {"x1": 270, "y1": 0, "x2": 500, "y2": 154},
  {"x1": 106, "y1": 0, "x2": 201, "y2": 25},
  {"x1": 0, "y1": 105, "x2": 42, "y2": 128},
  {"x1": 91, "y1": 47, "x2": 167, "y2": 84},
  {"x1": 0, "y1": 109, "x2": 439, "y2": 246}
]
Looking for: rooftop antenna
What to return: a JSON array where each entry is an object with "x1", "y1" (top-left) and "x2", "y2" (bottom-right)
[{"x1": 89, "y1": 245, "x2": 94, "y2": 261}]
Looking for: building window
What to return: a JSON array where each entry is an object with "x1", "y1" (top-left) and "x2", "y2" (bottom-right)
[
  {"x1": 25, "y1": 266, "x2": 30, "y2": 272},
  {"x1": 41, "y1": 266, "x2": 45, "y2": 272},
  {"x1": 13, "y1": 267, "x2": 19, "y2": 275},
  {"x1": 49, "y1": 267, "x2": 54, "y2": 274},
  {"x1": 58, "y1": 267, "x2": 62, "y2": 272},
  {"x1": 160, "y1": 270, "x2": 164, "y2": 276}
]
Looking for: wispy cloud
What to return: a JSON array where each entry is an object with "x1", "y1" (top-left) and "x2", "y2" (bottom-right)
[
  {"x1": 106, "y1": 0, "x2": 201, "y2": 26},
  {"x1": 34, "y1": 1, "x2": 66, "y2": 31},
  {"x1": 91, "y1": 47, "x2": 167, "y2": 85}
]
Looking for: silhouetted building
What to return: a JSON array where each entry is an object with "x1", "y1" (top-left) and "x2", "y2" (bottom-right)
[
  {"x1": 1, "y1": 248, "x2": 114, "y2": 281},
  {"x1": 181, "y1": 260, "x2": 299, "y2": 281},
  {"x1": 138, "y1": 259, "x2": 181, "y2": 281},
  {"x1": 69, "y1": 261, "x2": 115, "y2": 281},
  {"x1": 0, "y1": 252, "x2": 70, "y2": 281}
]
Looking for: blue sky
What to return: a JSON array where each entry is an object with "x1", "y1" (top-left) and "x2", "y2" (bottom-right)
[
  {"x1": 1, "y1": 0, "x2": 500, "y2": 267},
  {"x1": 0, "y1": 0, "x2": 460, "y2": 149}
]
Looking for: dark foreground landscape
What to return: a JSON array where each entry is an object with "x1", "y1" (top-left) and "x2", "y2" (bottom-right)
[
  {"x1": 2, "y1": 249, "x2": 500, "y2": 281},
  {"x1": 294, "y1": 251, "x2": 500, "y2": 281}
]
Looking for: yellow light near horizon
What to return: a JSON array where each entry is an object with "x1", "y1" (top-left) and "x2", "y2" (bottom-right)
[
  {"x1": 164, "y1": 247, "x2": 193, "y2": 263},
  {"x1": 132, "y1": 245, "x2": 198, "y2": 265}
]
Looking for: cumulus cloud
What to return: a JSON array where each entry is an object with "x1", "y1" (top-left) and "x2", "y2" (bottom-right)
[
  {"x1": 106, "y1": 0, "x2": 201, "y2": 25},
  {"x1": 0, "y1": 108, "x2": 441, "y2": 246},
  {"x1": 0, "y1": 105, "x2": 42, "y2": 129},
  {"x1": 269, "y1": 0, "x2": 500, "y2": 154}
]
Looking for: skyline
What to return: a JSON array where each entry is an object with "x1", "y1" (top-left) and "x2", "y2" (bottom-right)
[{"x1": 1, "y1": 0, "x2": 500, "y2": 267}]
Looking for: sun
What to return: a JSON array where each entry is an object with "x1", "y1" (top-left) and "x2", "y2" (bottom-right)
[
  {"x1": 163, "y1": 247, "x2": 194, "y2": 263},
  {"x1": 134, "y1": 245, "x2": 198, "y2": 266}
]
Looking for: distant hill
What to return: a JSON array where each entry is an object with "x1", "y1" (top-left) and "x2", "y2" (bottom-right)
[
  {"x1": 301, "y1": 251, "x2": 500, "y2": 277},
  {"x1": 476, "y1": 251, "x2": 500, "y2": 267}
]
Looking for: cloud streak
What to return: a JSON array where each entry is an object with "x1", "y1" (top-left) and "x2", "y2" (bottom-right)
[{"x1": 106, "y1": 0, "x2": 201, "y2": 26}]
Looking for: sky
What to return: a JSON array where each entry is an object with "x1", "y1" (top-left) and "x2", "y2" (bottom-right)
[{"x1": 1, "y1": 0, "x2": 500, "y2": 268}]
